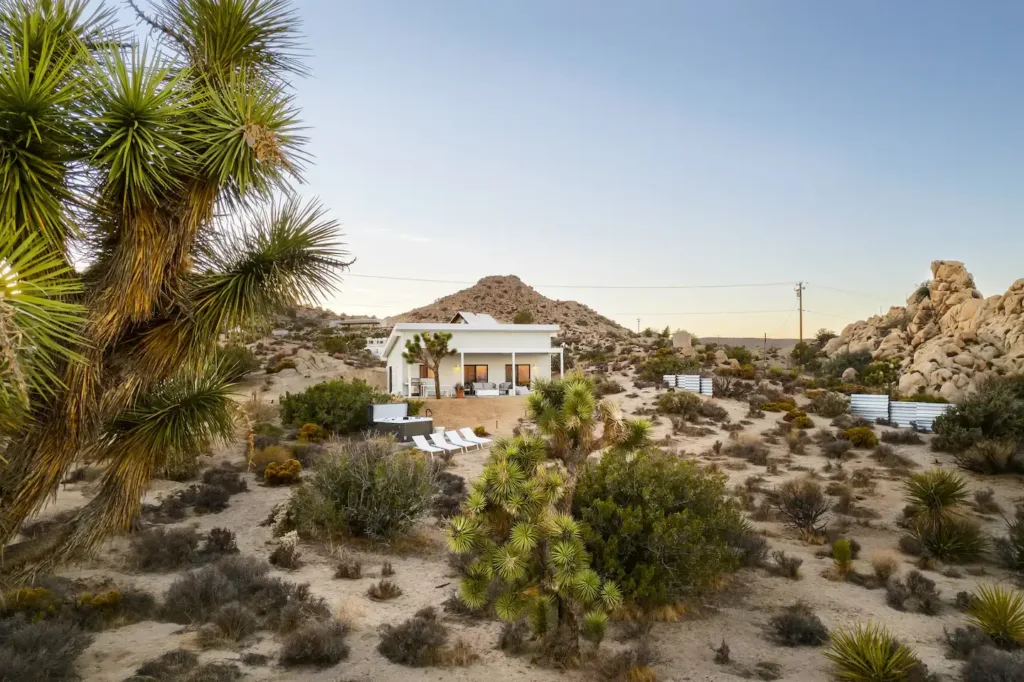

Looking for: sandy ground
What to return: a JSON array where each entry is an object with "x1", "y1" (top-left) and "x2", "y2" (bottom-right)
[{"x1": 20, "y1": 361, "x2": 1024, "y2": 682}]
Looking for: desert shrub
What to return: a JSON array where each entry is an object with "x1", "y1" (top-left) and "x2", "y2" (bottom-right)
[
  {"x1": 881, "y1": 430, "x2": 923, "y2": 445},
  {"x1": 202, "y1": 468, "x2": 248, "y2": 495},
  {"x1": 769, "y1": 550, "x2": 802, "y2": 579},
  {"x1": 131, "y1": 527, "x2": 200, "y2": 571},
  {"x1": 656, "y1": 390, "x2": 702, "y2": 418},
  {"x1": 871, "y1": 444, "x2": 915, "y2": 470},
  {"x1": 269, "y1": 532, "x2": 302, "y2": 569},
  {"x1": 724, "y1": 436, "x2": 770, "y2": 465},
  {"x1": 822, "y1": 440, "x2": 856, "y2": 459},
  {"x1": 870, "y1": 552, "x2": 900, "y2": 583},
  {"x1": 250, "y1": 444, "x2": 293, "y2": 474},
  {"x1": 995, "y1": 513, "x2": 1024, "y2": 572},
  {"x1": 954, "y1": 440, "x2": 1022, "y2": 475},
  {"x1": 264, "y1": 459, "x2": 302, "y2": 485},
  {"x1": 297, "y1": 423, "x2": 329, "y2": 443},
  {"x1": 367, "y1": 579, "x2": 402, "y2": 601},
  {"x1": 202, "y1": 528, "x2": 239, "y2": 557},
  {"x1": 839, "y1": 427, "x2": 878, "y2": 448},
  {"x1": 210, "y1": 602, "x2": 258, "y2": 642},
  {"x1": 968, "y1": 585, "x2": 1024, "y2": 649},
  {"x1": 128, "y1": 649, "x2": 199, "y2": 681},
  {"x1": 825, "y1": 623, "x2": 919, "y2": 682},
  {"x1": 961, "y1": 647, "x2": 1024, "y2": 682},
  {"x1": 775, "y1": 478, "x2": 830, "y2": 534},
  {"x1": 381, "y1": 560, "x2": 394, "y2": 577},
  {"x1": 377, "y1": 607, "x2": 448, "y2": 666},
  {"x1": 974, "y1": 488, "x2": 1002, "y2": 515},
  {"x1": 833, "y1": 539, "x2": 853, "y2": 578},
  {"x1": 0, "y1": 620, "x2": 93, "y2": 682},
  {"x1": 434, "y1": 470, "x2": 467, "y2": 518},
  {"x1": 820, "y1": 351, "x2": 873, "y2": 380},
  {"x1": 279, "y1": 619, "x2": 350, "y2": 667},
  {"x1": 700, "y1": 401, "x2": 729, "y2": 422},
  {"x1": 190, "y1": 484, "x2": 232, "y2": 513},
  {"x1": 334, "y1": 557, "x2": 362, "y2": 579},
  {"x1": 886, "y1": 571, "x2": 941, "y2": 615},
  {"x1": 729, "y1": 522, "x2": 769, "y2": 567},
  {"x1": 785, "y1": 430, "x2": 809, "y2": 454},
  {"x1": 791, "y1": 415, "x2": 814, "y2": 429},
  {"x1": 945, "y1": 625, "x2": 995, "y2": 661},
  {"x1": 768, "y1": 602, "x2": 828, "y2": 646},
  {"x1": 638, "y1": 348, "x2": 701, "y2": 382},
  {"x1": 473, "y1": 425, "x2": 489, "y2": 437},
  {"x1": 783, "y1": 410, "x2": 807, "y2": 422},
  {"x1": 279, "y1": 379, "x2": 390, "y2": 434},
  {"x1": 161, "y1": 450, "x2": 202, "y2": 481},
  {"x1": 809, "y1": 390, "x2": 850, "y2": 418},
  {"x1": 217, "y1": 344, "x2": 260, "y2": 380},
  {"x1": 284, "y1": 436, "x2": 436, "y2": 540},
  {"x1": 498, "y1": 619, "x2": 531, "y2": 654},
  {"x1": 932, "y1": 376, "x2": 1024, "y2": 453},
  {"x1": 574, "y1": 448, "x2": 744, "y2": 607},
  {"x1": 592, "y1": 374, "x2": 625, "y2": 397}
]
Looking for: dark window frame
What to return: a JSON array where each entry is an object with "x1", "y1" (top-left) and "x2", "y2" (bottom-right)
[
  {"x1": 419, "y1": 364, "x2": 435, "y2": 379},
  {"x1": 505, "y1": 364, "x2": 531, "y2": 385},
  {"x1": 463, "y1": 364, "x2": 489, "y2": 384}
]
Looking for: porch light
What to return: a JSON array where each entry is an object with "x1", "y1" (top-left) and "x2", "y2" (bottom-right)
[{"x1": 452, "y1": 365, "x2": 460, "y2": 373}]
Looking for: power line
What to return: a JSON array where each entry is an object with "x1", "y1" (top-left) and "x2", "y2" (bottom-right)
[
  {"x1": 803, "y1": 309, "x2": 853, "y2": 320},
  {"x1": 610, "y1": 309, "x2": 795, "y2": 316},
  {"x1": 807, "y1": 283, "x2": 891, "y2": 301},
  {"x1": 344, "y1": 273, "x2": 794, "y2": 290},
  {"x1": 769, "y1": 307, "x2": 798, "y2": 338}
]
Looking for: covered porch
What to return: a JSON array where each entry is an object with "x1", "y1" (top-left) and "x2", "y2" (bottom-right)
[{"x1": 402, "y1": 346, "x2": 564, "y2": 397}]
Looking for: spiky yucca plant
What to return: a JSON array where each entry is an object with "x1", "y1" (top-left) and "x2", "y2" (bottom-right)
[
  {"x1": 446, "y1": 435, "x2": 623, "y2": 664},
  {"x1": 825, "y1": 623, "x2": 919, "y2": 681},
  {"x1": 0, "y1": 0, "x2": 349, "y2": 577},
  {"x1": 968, "y1": 585, "x2": 1024, "y2": 648},
  {"x1": 903, "y1": 468, "x2": 985, "y2": 563}
]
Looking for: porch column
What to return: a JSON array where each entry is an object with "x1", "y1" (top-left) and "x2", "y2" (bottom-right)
[
  {"x1": 559, "y1": 345, "x2": 564, "y2": 377},
  {"x1": 406, "y1": 363, "x2": 411, "y2": 397},
  {"x1": 511, "y1": 351, "x2": 516, "y2": 394},
  {"x1": 460, "y1": 351, "x2": 464, "y2": 387}
]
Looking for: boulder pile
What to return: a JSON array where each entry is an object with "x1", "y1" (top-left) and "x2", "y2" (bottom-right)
[{"x1": 823, "y1": 261, "x2": 1024, "y2": 402}]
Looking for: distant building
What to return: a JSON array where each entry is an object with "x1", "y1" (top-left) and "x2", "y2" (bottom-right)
[
  {"x1": 327, "y1": 317, "x2": 383, "y2": 330},
  {"x1": 672, "y1": 331, "x2": 695, "y2": 355},
  {"x1": 365, "y1": 337, "x2": 387, "y2": 357},
  {"x1": 270, "y1": 329, "x2": 290, "y2": 337}
]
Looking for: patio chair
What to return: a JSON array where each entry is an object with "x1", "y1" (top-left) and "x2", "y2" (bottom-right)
[
  {"x1": 446, "y1": 430, "x2": 479, "y2": 450},
  {"x1": 429, "y1": 432, "x2": 463, "y2": 454},
  {"x1": 459, "y1": 428, "x2": 492, "y2": 447},
  {"x1": 411, "y1": 435, "x2": 444, "y2": 458}
]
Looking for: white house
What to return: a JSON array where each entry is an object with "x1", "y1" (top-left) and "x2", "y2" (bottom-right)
[
  {"x1": 382, "y1": 312, "x2": 562, "y2": 397},
  {"x1": 365, "y1": 337, "x2": 387, "y2": 357}
]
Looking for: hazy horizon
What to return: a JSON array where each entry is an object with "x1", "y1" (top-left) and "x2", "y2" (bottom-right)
[{"x1": 121, "y1": 1, "x2": 1024, "y2": 336}]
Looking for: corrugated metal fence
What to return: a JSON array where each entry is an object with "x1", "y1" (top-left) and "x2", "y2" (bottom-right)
[
  {"x1": 676, "y1": 375, "x2": 701, "y2": 392},
  {"x1": 662, "y1": 375, "x2": 712, "y2": 396},
  {"x1": 849, "y1": 394, "x2": 889, "y2": 422},
  {"x1": 850, "y1": 394, "x2": 953, "y2": 432},
  {"x1": 700, "y1": 377, "x2": 714, "y2": 397}
]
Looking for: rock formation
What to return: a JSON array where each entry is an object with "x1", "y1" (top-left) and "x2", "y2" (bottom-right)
[{"x1": 823, "y1": 261, "x2": 1024, "y2": 402}]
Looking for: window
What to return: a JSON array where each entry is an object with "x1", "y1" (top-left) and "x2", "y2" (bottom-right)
[
  {"x1": 419, "y1": 365, "x2": 435, "y2": 379},
  {"x1": 505, "y1": 364, "x2": 531, "y2": 385},
  {"x1": 464, "y1": 365, "x2": 488, "y2": 384}
]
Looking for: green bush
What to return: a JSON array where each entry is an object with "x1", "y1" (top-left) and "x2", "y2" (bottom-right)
[
  {"x1": 265, "y1": 358, "x2": 297, "y2": 374},
  {"x1": 953, "y1": 439, "x2": 1021, "y2": 475},
  {"x1": 968, "y1": 585, "x2": 1024, "y2": 649},
  {"x1": 284, "y1": 437, "x2": 436, "y2": 540},
  {"x1": 319, "y1": 332, "x2": 369, "y2": 356},
  {"x1": 820, "y1": 351, "x2": 873, "y2": 381},
  {"x1": 790, "y1": 341, "x2": 820, "y2": 367},
  {"x1": 792, "y1": 415, "x2": 814, "y2": 429},
  {"x1": 725, "y1": 346, "x2": 754, "y2": 366},
  {"x1": 637, "y1": 348, "x2": 701, "y2": 382},
  {"x1": 217, "y1": 344, "x2": 261, "y2": 381},
  {"x1": 933, "y1": 376, "x2": 1024, "y2": 453},
  {"x1": 809, "y1": 391, "x2": 849, "y2": 418},
  {"x1": 656, "y1": 390, "x2": 702, "y2": 417},
  {"x1": 279, "y1": 379, "x2": 390, "y2": 434},
  {"x1": 574, "y1": 448, "x2": 744, "y2": 608},
  {"x1": 839, "y1": 427, "x2": 878, "y2": 448},
  {"x1": 903, "y1": 469, "x2": 986, "y2": 563}
]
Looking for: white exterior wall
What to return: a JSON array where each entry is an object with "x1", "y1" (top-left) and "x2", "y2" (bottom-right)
[{"x1": 383, "y1": 326, "x2": 558, "y2": 396}]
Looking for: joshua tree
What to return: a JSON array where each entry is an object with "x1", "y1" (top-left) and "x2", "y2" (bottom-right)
[
  {"x1": 402, "y1": 332, "x2": 456, "y2": 399},
  {"x1": 0, "y1": 0, "x2": 349, "y2": 576},
  {"x1": 446, "y1": 435, "x2": 622, "y2": 664},
  {"x1": 527, "y1": 372, "x2": 650, "y2": 479}
]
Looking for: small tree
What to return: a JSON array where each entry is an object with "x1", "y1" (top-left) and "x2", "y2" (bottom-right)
[
  {"x1": 403, "y1": 332, "x2": 456, "y2": 399},
  {"x1": 513, "y1": 310, "x2": 535, "y2": 324},
  {"x1": 446, "y1": 436, "x2": 623, "y2": 664}
]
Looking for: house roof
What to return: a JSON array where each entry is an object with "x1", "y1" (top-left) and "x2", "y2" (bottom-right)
[
  {"x1": 382, "y1": 320, "x2": 559, "y2": 359},
  {"x1": 450, "y1": 311, "x2": 498, "y2": 325}
]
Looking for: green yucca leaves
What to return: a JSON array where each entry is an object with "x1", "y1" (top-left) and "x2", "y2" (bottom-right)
[
  {"x1": 599, "y1": 582, "x2": 623, "y2": 611},
  {"x1": 968, "y1": 585, "x2": 1024, "y2": 648},
  {"x1": 445, "y1": 515, "x2": 480, "y2": 554},
  {"x1": 905, "y1": 468, "x2": 969, "y2": 515},
  {"x1": 582, "y1": 610, "x2": 608, "y2": 645},
  {"x1": 492, "y1": 545, "x2": 527, "y2": 582},
  {"x1": 494, "y1": 591, "x2": 525, "y2": 622},
  {"x1": 509, "y1": 522, "x2": 539, "y2": 553},
  {"x1": 458, "y1": 576, "x2": 489, "y2": 610},
  {"x1": 825, "y1": 623, "x2": 919, "y2": 682},
  {"x1": 573, "y1": 568, "x2": 602, "y2": 604}
]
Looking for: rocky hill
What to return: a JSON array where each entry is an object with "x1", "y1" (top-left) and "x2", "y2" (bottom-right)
[
  {"x1": 823, "y1": 261, "x2": 1024, "y2": 402},
  {"x1": 387, "y1": 275, "x2": 631, "y2": 347}
]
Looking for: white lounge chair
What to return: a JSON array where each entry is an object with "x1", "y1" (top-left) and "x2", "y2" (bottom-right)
[
  {"x1": 429, "y1": 432, "x2": 462, "y2": 454},
  {"x1": 446, "y1": 430, "x2": 478, "y2": 450},
  {"x1": 459, "y1": 428, "x2": 492, "y2": 447},
  {"x1": 411, "y1": 435, "x2": 444, "y2": 458}
]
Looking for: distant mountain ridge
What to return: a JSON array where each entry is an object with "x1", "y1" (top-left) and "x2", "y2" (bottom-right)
[{"x1": 387, "y1": 275, "x2": 631, "y2": 345}]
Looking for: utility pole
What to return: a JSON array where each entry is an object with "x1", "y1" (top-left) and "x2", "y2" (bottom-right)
[
  {"x1": 636, "y1": 318, "x2": 640, "y2": 334},
  {"x1": 794, "y1": 282, "x2": 805, "y2": 342}
]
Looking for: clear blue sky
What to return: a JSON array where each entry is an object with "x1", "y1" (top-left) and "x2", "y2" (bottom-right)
[{"x1": 137, "y1": 2, "x2": 1024, "y2": 336}]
